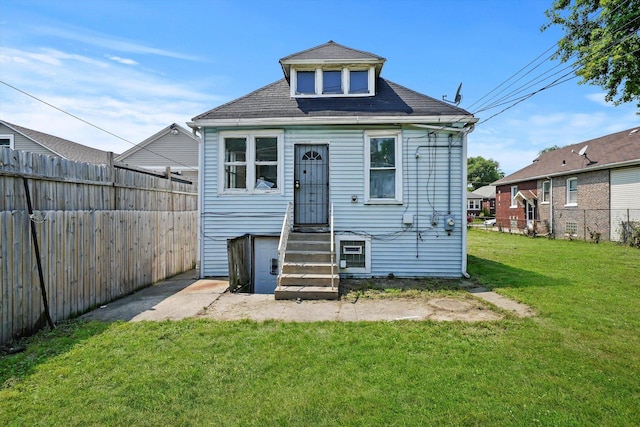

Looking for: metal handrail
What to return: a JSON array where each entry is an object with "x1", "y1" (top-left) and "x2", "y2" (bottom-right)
[
  {"x1": 330, "y1": 203, "x2": 335, "y2": 290},
  {"x1": 277, "y1": 202, "x2": 293, "y2": 287}
]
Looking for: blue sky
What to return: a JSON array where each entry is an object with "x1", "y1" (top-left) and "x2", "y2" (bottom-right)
[{"x1": 1, "y1": 0, "x2": 638, "y2": 175}]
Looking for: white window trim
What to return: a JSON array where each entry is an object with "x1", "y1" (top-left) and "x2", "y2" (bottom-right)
[
  {"x1": 335, "y1": 233, "x2": 371, "y2": 274},
  {"x1": 218, "y1": 130, "x2": 284, "y2": 195},
  {"x1": 565, "y1": 177, "x2": 578, "y2": 206},
  {"x1": 291, "y1": 66, "x2": 374, "y2": 98},
  {"x1": 468, "y1": 199, "x2": 481, "y2": 210},
  {"x1": 510, "y1": 185, "x2": 518, "y2": 208},
  {"x1": 541, "y1": 180, "x2": 551, "y2": 204},
  {"x1": 364, "y1": 130, "x2": 403, "y2": 205},
  {"x1": 0, "y1": 134, "x2": 14, "y2": 149}
]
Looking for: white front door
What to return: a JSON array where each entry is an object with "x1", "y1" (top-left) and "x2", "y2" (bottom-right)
[{"x1": 526, "y1": 201, "x2": 536, "y2": 228}]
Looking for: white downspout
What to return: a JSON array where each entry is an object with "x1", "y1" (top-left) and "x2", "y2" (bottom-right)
[
  {"x1": 460, "y1": 126, "x2": 474, "y2": 279},
  {"x1": 548, "y1": 177, "x2": 554, "y2": 236},
  {"x1": 196, "y1": 126, "x2": 204, "y2": 278}
]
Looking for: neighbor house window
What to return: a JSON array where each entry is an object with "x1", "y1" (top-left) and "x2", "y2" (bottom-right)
[
  {"x1": 566, "y1": 177, "x2": 577, "y2": 205},
  {"x1": 510, "y1": 185, "x2": 518, "y2": 208},
  {"x1": 365, "y1": 131, "x2": 402, "y2": 203},
  {"x1": 566, "y1": 221, "x2": 578, "y2": 236},
  {"x1": 291, "y1": 67, "x2": 373, "y2": 97},
  {"x1": 542, "y1": 181, "x2": 551, "y2": 203},
  {"x1": 336, "y1": 233, "x2": 371, "y2": 274},
  {"x1": 0, "y1": 135, "x2": 14, "y2": 149},
  {"x1": 220, "y1": 131, "x2": 283, "y2": 194},
  {"x1": 468, "y1": 199, "x2": 481, "y2": 210}
]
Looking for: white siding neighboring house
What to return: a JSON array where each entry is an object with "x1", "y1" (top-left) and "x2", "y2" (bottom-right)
[
  {"x1": 0, "y1": 120, "x2": 112, "y2": 164},
  {"x1": 115, "y1": 123, "x2": 199, "y2": 183},
  {"x1": 190, "y1": 41, "x2": 477, "y2": 294}
]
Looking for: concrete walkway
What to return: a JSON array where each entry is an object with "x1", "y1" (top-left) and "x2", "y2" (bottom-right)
[
  {"x1": 80, "y1": 270, "x2": 534, "y2": 323},
  {"x1": 80, "y1": 270, "x2": 228, "y2": 322}
]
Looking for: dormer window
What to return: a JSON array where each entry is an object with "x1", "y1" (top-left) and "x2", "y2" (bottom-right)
[
  {"x1": 296, "y1": 71, "x2": 315, "y2": 94},
  {"x1": 323, "y1": 70, "x2": 342, "y2": 94},
  {"x1": 349, "y1": 70, "x2": 369, "y2": 94},
  {"x1": 291, "y1": 67, "x2": 374, "y2": 98}
]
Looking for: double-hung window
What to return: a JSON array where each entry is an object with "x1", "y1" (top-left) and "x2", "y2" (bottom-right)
[
  {"x1": 0, "y1": 135, "x2": 14, "y2": 149},
  {"x1": 566, "y1": 177, "x2": 577, "y2": 205},
  {"x1": 220, "y1": 131, "x2": 283, "y2": 194},
  {"x1": 365, "y1": 131, "x2": 402, "y2": 204},
  {"x1": 542, "y1": 180, "x2": 551, "y2": 203},
  {"x1": 510, "y1": 185, "x2": 518, "y2": 208},
  {"x1": 468, "y1": 199, "x2": 481, "y2": 210}
]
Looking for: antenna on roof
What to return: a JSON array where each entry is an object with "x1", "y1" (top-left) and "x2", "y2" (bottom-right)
[
  {"x1": 442, "y1": 82, "x2": 462, "y2": 106},
  {"x1": 572, "y1": 145, "x2": 596, "y2": 165}
]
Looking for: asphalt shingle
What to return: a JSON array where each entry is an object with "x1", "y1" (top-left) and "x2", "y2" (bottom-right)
[
  {"x1": 193, "y1": 77, "x2": 471, "y2": 121},
  {"x1": 494, "y1": 127, "x2": 640, "y2": 185}
]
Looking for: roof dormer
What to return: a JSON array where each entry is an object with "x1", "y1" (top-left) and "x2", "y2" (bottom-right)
[{"x1": 279, "y1": 41, "x2": 386, "y2": 98}]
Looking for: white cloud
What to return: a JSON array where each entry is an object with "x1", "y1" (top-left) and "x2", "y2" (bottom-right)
[
  {"x1": 107, "y1": 55, "x2": 138, "y2": 66},
  {"x1": 585, "y1": 92, "x2": 613, "y2": 107},
  {"x1": 32, "y1": 25, "x2": 202, "y2": 61},
  {"x1": 0, "y1": 43, "x2": 225, "y2": 155}
]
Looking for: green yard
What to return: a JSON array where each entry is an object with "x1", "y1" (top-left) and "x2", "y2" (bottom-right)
[{"x1": 2, "y1": 230, "x2": 639, "y2": 426}]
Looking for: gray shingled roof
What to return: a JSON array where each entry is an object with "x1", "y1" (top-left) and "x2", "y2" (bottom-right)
[
  {"x1": 472, "y1": 185, "x2": 496, "y2": 198},
  {"x1": 1, "y1": 120, "x2": 114, "y2": 164},
  {"x1": 279, "y1": 41, "x2": 387, "y2": 81},
  {"x1": 280, "y1": 40, "x2": 385, "y2": 63},
  {"x1": 494, "y1": 127, "x2": 640, "y2": 185},
  {"x1": 193, "y1": 77, "x2": 472, "y2": 121}
]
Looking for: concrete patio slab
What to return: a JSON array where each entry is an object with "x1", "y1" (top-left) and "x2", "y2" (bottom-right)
[{"x1": 79, "y1": 270, "x2": 533, "y2": 323}]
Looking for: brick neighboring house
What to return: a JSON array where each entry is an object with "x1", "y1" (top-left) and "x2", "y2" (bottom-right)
[{"x1": 493, "y1": 127, "x2": 640, "y2": 241}]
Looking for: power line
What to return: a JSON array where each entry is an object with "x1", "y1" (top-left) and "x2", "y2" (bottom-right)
[
  {"x1": 466, "y1": 0, "x2": 639, "y2": 121},
  {"x1": 0, "y1": 79, "x2": 198, "y2": 172}
]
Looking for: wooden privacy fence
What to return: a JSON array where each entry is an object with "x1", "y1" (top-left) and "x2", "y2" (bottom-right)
[{"x1": 1, "y1": 148, "x2": 198, "y2": 344}]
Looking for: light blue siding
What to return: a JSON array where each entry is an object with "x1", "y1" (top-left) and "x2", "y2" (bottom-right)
[{"x1": 200, "y1": 125, "x2": 467, "y2": 278}]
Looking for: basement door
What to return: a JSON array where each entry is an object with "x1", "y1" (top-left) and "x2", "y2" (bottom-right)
[{"x1": 294, "y1": 144, "x2": 329, "y2": 227}]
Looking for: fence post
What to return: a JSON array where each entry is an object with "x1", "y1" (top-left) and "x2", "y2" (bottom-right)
[
  {"x1": 108, "y1": 152, "x2": 117, "y2": 211},
  {"x1": 22, "y1": 177, "x2": 55, "y2": 329}
]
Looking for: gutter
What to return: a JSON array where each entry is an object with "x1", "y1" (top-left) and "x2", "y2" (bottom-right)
[{"x1": 191, "y1": 115, "x2": 478, "y2": 128}]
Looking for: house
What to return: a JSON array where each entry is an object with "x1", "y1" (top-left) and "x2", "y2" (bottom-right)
[
  {"x1": 0, "y1": 119, "x2": 112, "y2": 164},
  {"x1": 189, "y1": 41, "x2": 477, "y2": 298},
  {"x1": 467, "y1": 185, "x2": 495, "y2": 217},
  {"x1": 467, "y1": 191, "x2": 483, "y2": 217},
  {"x1": 493, "y1": 127, "x2": 640, "y2": 241},
  {"x1": 115, "y1": 123, "x2": 199, "y2": 183}
]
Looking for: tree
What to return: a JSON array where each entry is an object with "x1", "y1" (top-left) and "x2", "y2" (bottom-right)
[
  {"x1": 467, "y1": 156, "x2": 504, "y2": 190},
  {"x1": 543, "y1": 0, "x2": 640, "y2": 111},
  {"x1": 538, "y1": 145, "x2": 561, "y2": 155}
]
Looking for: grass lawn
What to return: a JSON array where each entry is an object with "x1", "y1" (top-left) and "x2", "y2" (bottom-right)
[{"x1": 1, "y1": 230, "x2": 639, "y2": 426}]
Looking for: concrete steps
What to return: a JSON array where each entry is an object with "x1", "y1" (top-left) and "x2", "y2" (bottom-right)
[{"x1": 275, "y1": 232, "x2": 339, "y2": 300}]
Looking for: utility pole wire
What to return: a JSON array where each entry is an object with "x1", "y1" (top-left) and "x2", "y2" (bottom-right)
[{"x1": 0, "y1": 79, "x2": 198, "y2": 172}]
